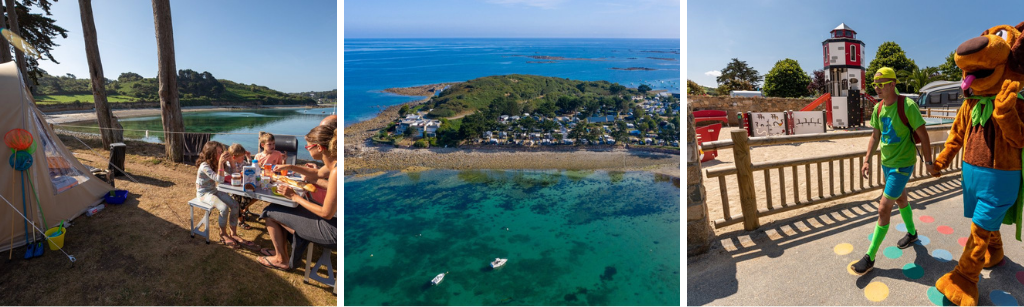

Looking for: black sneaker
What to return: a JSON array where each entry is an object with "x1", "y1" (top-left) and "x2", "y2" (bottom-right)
[
  {"x1": 851, "y1": 254, "x2": 874, "y2": 275},
  {"x1": 897, "y1": 232, "x2": 919, "y2": 249}
]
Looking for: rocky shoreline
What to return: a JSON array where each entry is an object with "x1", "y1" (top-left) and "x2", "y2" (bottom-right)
[{"x1": 343, "y1": 83, "x2": 680, "y2": 179}]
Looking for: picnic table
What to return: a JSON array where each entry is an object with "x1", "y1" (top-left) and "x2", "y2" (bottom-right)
[{"x1": 217, "y1": 178, "x2": 302, "y2": 209}]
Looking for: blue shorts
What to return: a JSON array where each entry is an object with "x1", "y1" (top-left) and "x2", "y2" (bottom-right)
[
  {"x1": 882, "y1": 165, "x2": 913, "y2": 200},
  {"x1": 962, "y1": 163, "x2": 1021, "y2": 231}
]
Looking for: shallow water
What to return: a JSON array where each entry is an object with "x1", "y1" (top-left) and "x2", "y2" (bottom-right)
[
  {"x1": 57, "y1": 107, "x2": 334, "y2": 160},
  {"x1": 344, "y1": 169, "x2": 680, "y2": 305}
]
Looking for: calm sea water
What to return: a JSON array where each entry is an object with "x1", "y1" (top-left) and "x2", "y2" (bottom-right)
[
  {"x1": 344, "y1": 170, "x2": 681, "y2": 305},
  {"x1": 344, "y1": 38, "x2": 681, "y2": 125},
  {"x1": 57, "y1": 107, "x2": 335, "y2": 161}
]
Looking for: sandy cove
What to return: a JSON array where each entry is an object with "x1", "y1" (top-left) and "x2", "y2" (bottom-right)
[
  {"x1": 343, "y1": 84, "x2": 680, "y2": 179},
  {"x1": 44, "y1": 105, "x2": 334, "y2": 124}
]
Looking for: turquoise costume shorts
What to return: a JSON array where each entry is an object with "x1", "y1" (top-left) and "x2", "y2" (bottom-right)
[
  {"x1": 882, "y1": 165, "x2": 913, "y2": 200},
  {"x1": 962, "y1": 162, "x2": 1021, "y2": 231}
]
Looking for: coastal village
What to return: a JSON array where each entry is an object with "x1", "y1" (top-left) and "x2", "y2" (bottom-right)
[{"x1": 389, "y1": 91, "x2": 680, "y2": 148}]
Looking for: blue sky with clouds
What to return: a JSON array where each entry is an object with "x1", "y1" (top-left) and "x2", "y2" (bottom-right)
[
  {"x1": 687, "y1": 0, "x2": 1023, "y2": 88},
  {"x1": 27, "y1": 0, "x2": 337, "y2": 93},
  {"x1": 345, "y1": 0, "x2": 680, "y2": 38}
]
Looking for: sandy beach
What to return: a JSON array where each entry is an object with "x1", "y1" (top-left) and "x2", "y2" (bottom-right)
[
  {"x1": 44, "y1": 105, "x2": 333, "y2": 124},
  {"x1": 343, "y1": 84, "x2": 681, "y2": 178}
]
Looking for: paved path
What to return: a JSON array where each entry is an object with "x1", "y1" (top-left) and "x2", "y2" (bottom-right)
[{"x1": 688, "y1": 176, "x2": 1024, "y2": 306}]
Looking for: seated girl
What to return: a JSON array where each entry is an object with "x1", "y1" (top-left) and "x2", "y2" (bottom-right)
[
  {"x1": 219, "y1": 143, "x2": 257, "y2": 229},
  {"x1": 195, "y1": 141, "x2": 257, "y2": 250}
]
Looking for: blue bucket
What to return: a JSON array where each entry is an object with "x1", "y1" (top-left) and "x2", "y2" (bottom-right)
[{"x1": 104, "y1": 190, "x2": 128, "y2": 205}]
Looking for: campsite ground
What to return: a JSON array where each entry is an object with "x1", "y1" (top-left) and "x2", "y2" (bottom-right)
[{"x1": 0, "y1": 133, "x2": 336, "y2": 305}]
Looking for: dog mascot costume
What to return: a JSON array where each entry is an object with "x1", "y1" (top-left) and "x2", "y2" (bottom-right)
[{"x1": 932, "y1": 21, "x2": 1024, "y2": 306}]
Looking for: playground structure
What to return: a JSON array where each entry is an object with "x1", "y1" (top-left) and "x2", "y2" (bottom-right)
[
  {"x1": 822, "y1": 23, "x2": 867, "y2": 129},
  {"x1": 693, "y1": 110, "x2": 727, "y2": 162}
]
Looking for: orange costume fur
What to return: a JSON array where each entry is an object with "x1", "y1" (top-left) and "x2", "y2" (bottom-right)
[{"x1": 933, "y1": 21, "x2": 1024, "y2": 306}]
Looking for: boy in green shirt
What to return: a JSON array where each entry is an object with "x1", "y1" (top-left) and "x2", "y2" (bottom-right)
[{"x1": 851, "y1": 67, "x2": 933, "y2": 274}]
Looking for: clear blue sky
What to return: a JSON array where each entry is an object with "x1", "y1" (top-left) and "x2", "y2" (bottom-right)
[
  {"x1": 345, "y1": 0, "x2": 680, "y2": 38},
  {"x1": 687, "y1": 0, "x2": 1022, "y2": 88},
  {"x1": 30, "y1": 0, "x2": 337, "y2": 93}
]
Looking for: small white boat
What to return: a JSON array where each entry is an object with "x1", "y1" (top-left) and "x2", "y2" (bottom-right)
[
  {"x1": 431, "y1": 272, "x2": 447, "y2": 285},
  {"x1": 491, "y1": 258, "x2": 508, "y2": 268}
]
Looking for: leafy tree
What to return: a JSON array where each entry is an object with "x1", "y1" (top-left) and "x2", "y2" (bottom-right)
[
  {"x1": 3, "y1": 0, "x2": 69, "y2": 87},
  {"x1": 937, "y1": 50, "x2": 962, "y2": 81},
  {"x1": 398, "y1": 105, "x2": 409, "y2": 117},
  {"x1": 866, "y1": 42, "x2": 918, "y2": 95},
  {"x1": 686, "y1": 79, "x2": 705, "y2": 95},
  {"x1": 609, "y1": 83, "x2": 626, "y2": 94},
  {"x1": 117, "y1": 72, "x2": 144, "y2": 82},
  {"x1": 638, "y1": 84, "x2": 651, "y2": 95},
  {"x1": 716, "y1": 58, "x2": 762, "y2": 88},
  {"x1": 906, "y1": 66, "x2": 939, "y2": 93},
  {"x1": 413, "y1": 139, "x2": 428, "y2": 148},
  {"x1": 762, "y1": 58, "x2": 811, "y2": 98},
  {"x1": 403, "y1": 126, "x2": 414, "y2": 138},
  {"x1": 632, "y1": 106, "x2": 645, "y2": 119},
  {"x1": 716, "y1": 79, "x2": 753, "y2": 95},
  {"x1": 807, "y1": 69, "x2": 827, "y2": 96}
]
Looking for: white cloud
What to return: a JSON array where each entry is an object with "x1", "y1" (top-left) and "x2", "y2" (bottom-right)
[
  {"x1": 487, "y1": 0, "x2": 566, "y2": 9},
  {"x1": 705, "y1": 70, "x2": 722, "y2": 77}
]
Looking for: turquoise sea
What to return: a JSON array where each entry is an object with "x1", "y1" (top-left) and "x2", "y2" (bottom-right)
[
  {"x1": 344, "y1": 38, "x2": 681, "y2": 125},
  {"x1": 344, "y1": 170, "x2": 681, "y2": 305}
]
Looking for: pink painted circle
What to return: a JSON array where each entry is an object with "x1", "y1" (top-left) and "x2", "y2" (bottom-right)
[
  {"x1": 1016, "y1": 271, "x2": 1024, "y2": 285},
  {"x1": 920, "y1": 216, "x2": 935, "y2": 223},
  {"x1": 958, "y1": 237, "x2": 968, "y2": 247},
  {"x1": 937, "y1": 225, "x2": 955, "y2": 235}
]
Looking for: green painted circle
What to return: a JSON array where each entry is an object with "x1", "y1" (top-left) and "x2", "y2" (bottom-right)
[
  {"x1": 883, "y1": 246, "x2": 903, "y2": 259},
  {"x1": 902, "y1": 263, "x2": 924, "y2": 279}
]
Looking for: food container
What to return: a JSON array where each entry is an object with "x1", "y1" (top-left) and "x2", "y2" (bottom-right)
[{"x1": 231, "y1": 173, "x2": 241, "y2": 186}]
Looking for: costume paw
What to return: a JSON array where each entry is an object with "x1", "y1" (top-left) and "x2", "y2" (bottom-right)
[
  {"x1": 995, "y1": 80, "x2": 1021, "y2": 110},
  {"x1": 936, "y1": 271, "x2": 979, "y2": 306}
]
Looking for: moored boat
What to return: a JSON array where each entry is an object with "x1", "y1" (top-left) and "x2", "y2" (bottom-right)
[
  {"x1": 431, "y1": 272, "x2": 447, "y2": 285},
  {"x1": 491, "y1": 258, "x2": 507, "y2": 268}
]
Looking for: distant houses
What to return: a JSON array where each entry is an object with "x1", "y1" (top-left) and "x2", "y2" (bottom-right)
[{"x1": 396, "y1": 114, "x2": 441, "y2": 138}]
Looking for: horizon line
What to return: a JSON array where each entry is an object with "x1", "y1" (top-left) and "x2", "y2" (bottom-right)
[{"x1": 344, "y1": 37, "x2": 680, "y2": 40}]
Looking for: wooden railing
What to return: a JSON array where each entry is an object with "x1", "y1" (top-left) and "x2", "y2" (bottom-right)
[
  {"x1": 921, "y1": 108, "x2": 958, "y2": 120},
  {"x1": 703, "y1": 125, "x2": 960, "y2": 230}
]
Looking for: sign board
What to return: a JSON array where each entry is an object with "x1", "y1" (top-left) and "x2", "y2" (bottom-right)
[
  {"x1": 748, "y1": 112, "x2": 786, "y2": 137},
  {"x1": 790, "y1": 111, "x2": 826, "y2": 135}
]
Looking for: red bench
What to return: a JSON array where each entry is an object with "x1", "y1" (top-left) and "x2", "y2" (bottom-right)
[
  {"x1": 693, "y1": 110, "x2": 728, "y2": 126},
  {"x1": 695, "y1": 123, "x2": 722, "y2": 162}
]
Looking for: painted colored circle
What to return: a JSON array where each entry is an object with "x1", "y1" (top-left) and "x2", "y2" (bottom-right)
[
  {"x1": 920, "y1": 215, "x2": 935, "y2": 223},
  {"x1": 903, "y1": 263, "x2": 924, "y2": 279},
  {"x1": 847, "y1": 260, "x2": 862, "y2": 276},
  {"x1": 864, "y1": 282, "x2": 889, "y2": 302},
  {"x1": 990, "y1": 290, "x2": 1018, "y2": 306},
  {"x1": 868, "y1": 233, "x2": 874, "y2": 241},
  {"x1": 896, "y1": 223, "x2": 907, "y2": 232},
  {"x1": 915, "y1": 235, "x2": 931, "y2": 246},
  {"x1": 932, "y1": 249, "x2": 953, "y2": 262},
  {"x1": 1015, "y1": 271, "x2": 1024, "y2": 286},
  {"x1": 958, "y1": 237, "x2": 968, "y2": 247},
  {"x1": 884, "y1": 246, "x2": 903, "y2": 259},
  {"x1": 834, "y1": 243, "x2": 854, "y2": 255},
  {"x1": 927, "y1": 286, "x2": 955, "y2": 306},
  {"x1": 937, "y1": 225, "x2": 954, "y2": 235}
]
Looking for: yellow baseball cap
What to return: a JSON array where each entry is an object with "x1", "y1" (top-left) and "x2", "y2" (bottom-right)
[{"x1": 874, "y1": 67, "x2": 899, "y2": 82}]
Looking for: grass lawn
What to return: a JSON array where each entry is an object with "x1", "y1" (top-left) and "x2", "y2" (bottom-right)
[
  {"x1": 0, "y1": 134, "x2": 336, "y2": 305},
  {"x1": 33, "y1": 94, "x2": 139, "y2": 105}
]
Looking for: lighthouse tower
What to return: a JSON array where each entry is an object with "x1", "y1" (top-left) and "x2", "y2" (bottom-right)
[{"x1": 823, "y1": 23, "x2": 867, "y2": 128}]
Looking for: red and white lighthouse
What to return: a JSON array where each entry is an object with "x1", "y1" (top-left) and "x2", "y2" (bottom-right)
[{"x1": 823, "y1": 23, "x2": 867, "y2": 128}]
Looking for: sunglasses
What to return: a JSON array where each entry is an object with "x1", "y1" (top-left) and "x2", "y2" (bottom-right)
[
  {"x1": 304, "y1": 143, "x2": 318, "y2": 150},
  {"x1": 871, "y1": 80, "x2": 895, "y2": 89}
]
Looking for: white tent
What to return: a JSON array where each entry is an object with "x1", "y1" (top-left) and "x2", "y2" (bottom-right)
[{"x1": 0, "y1": 61, "x2": 112, "y2": 253}]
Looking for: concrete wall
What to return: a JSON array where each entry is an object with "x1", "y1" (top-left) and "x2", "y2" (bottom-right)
[
  {"x1": 687, "y1": 104, "x2": 714, "y2": 256},
  {"x1": 688, "y1": 95, "x2": 823, "y2": 126}
]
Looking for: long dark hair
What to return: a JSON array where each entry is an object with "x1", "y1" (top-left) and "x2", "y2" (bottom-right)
[{"x1": 195, "y1": 141, "x2": 225, "y2": 172}]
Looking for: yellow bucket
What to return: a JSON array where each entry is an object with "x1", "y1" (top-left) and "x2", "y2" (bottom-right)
[{"x1": 44, "y1": 226, "x2": 65, "y2": 251}]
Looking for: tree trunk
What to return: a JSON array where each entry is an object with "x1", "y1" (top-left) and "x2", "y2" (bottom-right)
[
  {"x1": 4, "y1": 0, "x2": 27, "y2": 87},
  {"x1": 79, "y1": 0, "x2": 121, "y2": 148},
  {"x1": 0, "y1": 8, "x2": 11, "y2": 63},
  {"x1": 152, "y1": 0, "x2": 184, "y2": 162}
]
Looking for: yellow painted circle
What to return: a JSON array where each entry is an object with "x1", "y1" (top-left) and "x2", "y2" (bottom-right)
[
  {"x1": 864, "y1": 282, "x2": 889, "y2": 302},
  {"x1": 834, "y1": 243, "x2": 854, "y2": 255},
  {"x1": 847, "y1": 260, "x2": 861, "y2": 276}
]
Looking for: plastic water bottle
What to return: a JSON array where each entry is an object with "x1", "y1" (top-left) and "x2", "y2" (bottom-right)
[{"x1": 86, "y1": 204, "x2": 105, "y2": 217}]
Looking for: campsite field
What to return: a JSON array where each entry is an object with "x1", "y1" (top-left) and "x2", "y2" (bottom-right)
[{"x1": 0, "y1": 133, "x2": 336, "y2": 305}]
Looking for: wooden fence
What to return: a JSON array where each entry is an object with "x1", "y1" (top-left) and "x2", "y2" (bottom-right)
[{"x1": 702, "y1": 125, "x2": 960, "y2": 230}]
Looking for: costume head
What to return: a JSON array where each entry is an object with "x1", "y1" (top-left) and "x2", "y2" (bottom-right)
[{"x1": 955, "y1": 22, "x2": 1024, "y2": 96}]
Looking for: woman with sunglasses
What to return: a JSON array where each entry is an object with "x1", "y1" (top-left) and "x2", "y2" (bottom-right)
[
  {"x1": 851, "y1": 67, "x2": 932, "y2": 275},
  {"x1": 257, "y1": 124, "x2": 337, "y2": 270}
]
